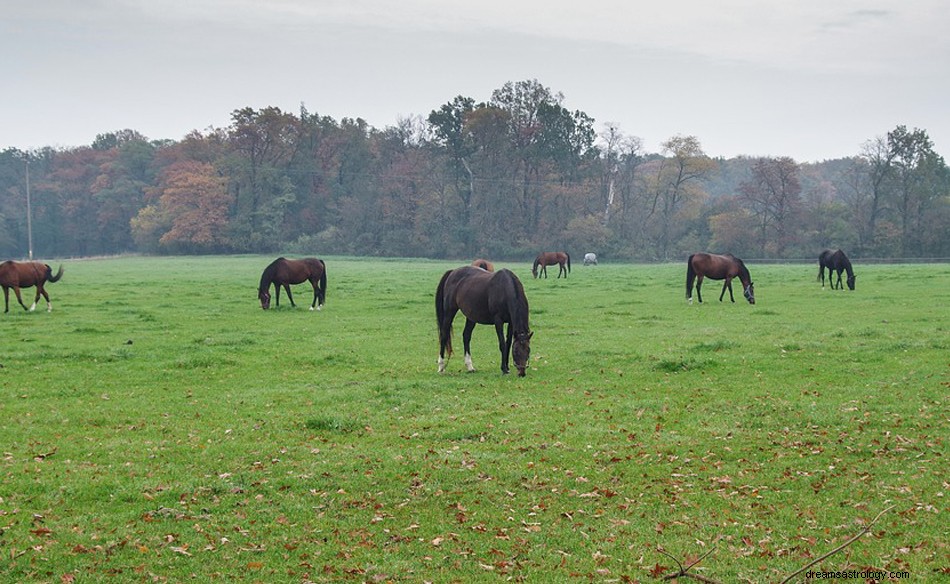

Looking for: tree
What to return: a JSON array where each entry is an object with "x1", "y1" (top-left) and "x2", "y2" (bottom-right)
[
  {"x1": 428, "y1": 96, "x2": 478, "y2": 253},
  {"x1": 226, "y1": 107, "x2": 301, "y2": 251},
  {"x1": 646, "y1": 136, "x2": 714, "y2": 259},
  {"x1": 148, "y1": 161, "x2": 232, "y2": 252},
  {"x1": 739, "y1": 157, "x2": 802, "y2": 256},
  {"x1": 887, "y1": 125, "x2": 941, "y2": 256}
]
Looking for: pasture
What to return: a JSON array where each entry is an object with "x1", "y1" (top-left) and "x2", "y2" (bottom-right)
[{"x1": 1, "y1": 256, "x2": 947, "y2": 582}]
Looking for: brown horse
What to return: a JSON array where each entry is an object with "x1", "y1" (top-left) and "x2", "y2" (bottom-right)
[
  {"x1": 436, "y1": 266, "x2": 533, "y2": 376},
  {"x1": 258, "y1": 257, "x2": 327, "y2": 310},
  {"x1": 0, "y1": 260, "x2": 64, "y2": 313},
  {"x1": 532, "y1": 251, "x2": 571, "y2": 279},
  {"x1": 471, "y1": 259, "x2": 495, "y2": 272},
  {"x1": 686, "y1": 253, "x2": 755, "y2": 304}
]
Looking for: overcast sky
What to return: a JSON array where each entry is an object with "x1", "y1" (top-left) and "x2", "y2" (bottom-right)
[{"x1": 3, "y1": 0, "x2": 948, "y2": 162}]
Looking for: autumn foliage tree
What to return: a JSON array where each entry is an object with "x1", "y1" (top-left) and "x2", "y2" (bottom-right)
[{"x1": 137, "y1": 161, "x2": 232, "y2": 253}]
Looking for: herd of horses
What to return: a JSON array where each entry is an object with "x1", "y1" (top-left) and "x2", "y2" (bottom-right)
[{"x1": 2, "y1": 248, "x2": 857, "y2": 377}]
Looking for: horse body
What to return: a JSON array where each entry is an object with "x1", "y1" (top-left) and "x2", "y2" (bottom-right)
[
  {"x1": 258, "y1": 257, "x2": 327, "y2": 310},
  {"x1": 0, "y1": 261, "x2": 64, "y2": 313},
  {"x1": 685, "y1": 253, "x2": 755, "y2": 304},
  {"x1": 583, "y1": 253, "x2": 598, "y2": 266},
  {"x1": 436, "y1": 266, "x2": 533, "y2": 376},
  {"x1": 471, "y1": 259, "x2": 495, "y2": 272},
  {"x1": 532, "y1": 251, "x2": 571, "y2": 278},
  {"x1": 818, "y1": 249, "x2": 855, "y2": 290}
]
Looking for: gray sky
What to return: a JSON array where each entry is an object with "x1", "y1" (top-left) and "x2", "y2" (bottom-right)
[{"x1": 3, "y1": 0, "x2": 948, "y2": 161}]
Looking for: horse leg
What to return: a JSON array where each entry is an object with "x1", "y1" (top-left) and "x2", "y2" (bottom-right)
[
  {"x1": 558, "y1": 263, "x2": 564, "y2": 278},
  {"x1": 2, "y1": 286, "x2": 8, "y2": 313},
  {"x1": 696, "y1": 276, "x2": 704, "y2": 303},
  {"x1": 720, "y1": 277, "x2": 735, "y2": 302},
  {"x1": 309, "y1": 281, "x2": 319, "y2": 311},
  {"x1": 496, "y1": 322, "x2": 511, "y2": 375},
  {"x1": 38, "y1": 285, "x2": 52, "y2": 312},
  {"x1": 461, "y1": 319, "x2": 478, "y2": 372},
  {"x1": 11, "y1": 286, "x2": 29, "y2": 311},
  {"x1": 438, "y1": 308, "x2": 459, "y2": 373},
  {"x1": 284, "y1": 284, "x2": 296, "y2": 307}
]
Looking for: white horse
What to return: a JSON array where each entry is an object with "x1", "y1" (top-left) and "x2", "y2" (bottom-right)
[{"x1": 583, "y1": 253, "x2": 598, "y2": 266}]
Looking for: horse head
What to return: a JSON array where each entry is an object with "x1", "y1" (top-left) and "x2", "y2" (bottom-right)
[
  {"x1": 512, "y1": 331, "x2": 533, "y2": 377},
  {"x1": 846, "y1": 274, "x2": 856, "y2": 290},
  {"x1": 743, "y1": 282, "x2": 755, "y2": 304},
  {"x1": 259, "y1": 289, "x2": 271, "y2": 309}
]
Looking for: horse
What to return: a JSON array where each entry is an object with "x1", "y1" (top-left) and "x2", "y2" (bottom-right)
[
  {"x1": 685, "y1": 253, "x2": 755, "y2": 305},
  {"x1": 818, "y1": 249, "x2": 855, "y2": 290},
  {"x1": 583, "y1": 253, "x2": 598, "y2": 266},
  {"x1": 471, "y1": 258, "x2": 495, "y2": 272},
  {"x1": 0, "y1": 260, "x2": 64, "y2": 313},
  {"x1": 532, "y1": 251, "x2": 571, "y2": 279},
  {"x1": 436, "y1": 266, "x2": 533, "y2": 376},
  {"x1": 258, "y1": 257, "x2": 327, "y2": 310}
]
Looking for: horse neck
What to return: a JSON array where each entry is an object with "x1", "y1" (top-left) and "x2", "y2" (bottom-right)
[
  {"x1": 259, "y1": 266, "x2": 274, "y2": 291},
  {"x1": 736, "y1": 262, "x2": 751, "y2": 286},
  {"x1": 501, "y1": 274, "x2": 530, "y2": 332}
]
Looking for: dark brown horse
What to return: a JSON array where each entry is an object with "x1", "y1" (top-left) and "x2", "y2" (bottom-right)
[
  {"x1": 471, "y1": 258, "x2": 495, "y2": 272},
  {"x1": 0, "y1": 260, "x2": 64, "y2": 313},
  {"x1": 258, "y1": 257, "x2": 327, "y2": 310},
  {"x1": 436, "y1": 266, "x2": 533, "y2": 376},
  {"x1": 686, "y1": 253, "x2": 755, "y2": 304},
  {"x1": 818, "y1": 249, "x2": 855, "y2": 290},
  {"x1": 532, "y1": 251, "x2": 571, "y2": 279}
]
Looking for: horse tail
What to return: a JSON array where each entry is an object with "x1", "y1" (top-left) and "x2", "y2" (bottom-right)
[
  {"x1": 47, "y1": 264, "x2": 64, "y2": 283},
  {"x1": 686, "y1": 254, "x2": 696, "y2": 300},
  {"x1": 532, "y1": 256, "x2": 540, "y2": 278},
  {"x1": 435, "y1": 269, "x2": 453, "y2": 356},
  {"x1": 318, "y1": 260, "x2": 327, "y2": 305},
  {"x1": 565, "y1": 252, "x2": 571, "y2": 274}
]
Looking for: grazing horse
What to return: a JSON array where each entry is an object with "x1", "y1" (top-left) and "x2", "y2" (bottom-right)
[
  {"x1": 532, "y1": 251, "x2": 571, "y2": 279},
  {"x1": 258, "y1": 257, "x2": 327, "y2": 310},
  {"x1": 818, "y1": 249, "x2": 855, "y2": 290},
  {"x1": 0, "y1": 260, "x2": 64, "y2": 313},
  {"x1": 436, "y1": 266, "x2": 533, "y2": 376},
  {"x1": 686, "y1": 253, "x2": 755, "y2": 304},
  {"x1": 471, "y1": 258, "x2": 495, "y2": 272},
  {"x1": 583, "y1": 253, "x2": 598, "y2": 266}
]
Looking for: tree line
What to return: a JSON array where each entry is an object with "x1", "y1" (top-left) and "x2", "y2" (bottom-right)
[{"x1": 2, "y1": 79, "x2": 948, "y2": 261}]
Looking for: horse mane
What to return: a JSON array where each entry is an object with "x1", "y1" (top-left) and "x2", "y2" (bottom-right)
[
  {"x1": 735, "y1": 257, "x2": 752, "y2": 282},
  {"x1": 259, "y1": 257, "x2": 285, "y2": 292},
  {"x1": 837, "y1": 250, "x2": 854, "y2": 275},
  {"x1": 496, "y1": 269, "x2": 530, "y2": 332}
]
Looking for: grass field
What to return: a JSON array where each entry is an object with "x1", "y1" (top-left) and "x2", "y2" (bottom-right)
[{"x1": 1, "y1": 256, "x2": 947, "y2": 583}]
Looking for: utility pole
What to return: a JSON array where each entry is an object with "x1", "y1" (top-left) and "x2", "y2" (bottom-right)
[{"x1": 26, "y1": 160, "x2": 33, "y2": 260}]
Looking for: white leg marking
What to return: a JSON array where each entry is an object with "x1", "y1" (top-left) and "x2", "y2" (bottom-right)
[
  {"x1": 688, "y1": 297, "x2": 693, "y2": 305},
  {"x1": 47, "y1": 302, "x2": 53, "y2": 312},
  {"x1": 29, "y1": 302, "x2": 36, "y2": 312},
  {"x1": 438, "y1": 357, "x2": 446, "y2": 373},
  {"x1": 464, "y1": 353, "x2": 475, "y2": 372},
  {"x1": 316, "y1": 304, "x2": 322, "y2": 311},
  {"x1": 309, "y1": 306, "x2": 315, "y2": 311}
]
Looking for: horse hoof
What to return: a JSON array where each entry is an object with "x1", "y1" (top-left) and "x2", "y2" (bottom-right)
[{"x1": 309, "y1": 307, "x2": 314, "y2": 311}]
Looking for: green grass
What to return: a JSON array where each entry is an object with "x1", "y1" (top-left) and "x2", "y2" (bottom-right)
[{"x1": 1, "y1": 257, "x2": 947, "y2": 582}]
